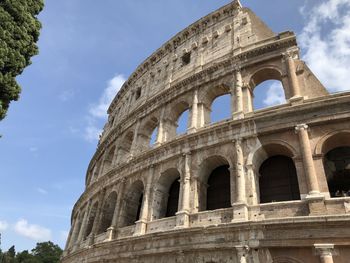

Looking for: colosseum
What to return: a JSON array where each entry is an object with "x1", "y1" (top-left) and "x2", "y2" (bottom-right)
[{"x1": 61, "y1": 1, "x2": 350, "y2": 262}]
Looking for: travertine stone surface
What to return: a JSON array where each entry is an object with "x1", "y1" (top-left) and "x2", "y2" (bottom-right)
[{"x1": 61, "y1": 1, "x2": 350, "y2": 262}]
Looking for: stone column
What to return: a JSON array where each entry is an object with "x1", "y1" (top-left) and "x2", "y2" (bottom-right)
[
  {"x1": 315, "y1": 244, "x2": 336, "y2": 263},
  {"x1": 130, "y1": 120, "x2": 141, "y2": 156},
  {"x1": 295, "y1": 124, "x2": 320, "y2": 195},
  {"x1": 233, "y1": 68, "x2": 244, "y2": 120},
  {"x1": 134, "y1": 166, "x2": 154, "y2": 236},
  {"x1": 88, "y1": 189, "x2": 107, "y2": 245},
  {"x1": 76, "y1": 200, "x2": 92, "y2": 245},
  {"x1": 284, "y1": 51, "x2": 301, "y2": 99},
  {"x1": 155, "y1": 107, "x2": 165, "y2": 146},
  {"x1": 176, "y1": 152, "x2": 191, "y2": 228},
  {"x1": 236, "y1": 245, "x2": 249, "y2": 263},
  {"x1": 235, "y1": 139, "x2": 246, "y2": 203},
  {"x1": 188, "y1": 90, "x2": 198, "y2": 133},
  {"x1": 107, "y1": 179, "x2": 126, "y2": 240},
  {"x1": 247, "y1": 164, "x2": 258, "y2": 205}
]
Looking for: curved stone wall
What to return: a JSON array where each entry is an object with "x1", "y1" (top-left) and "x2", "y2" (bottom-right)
[{"x1": 62, "y1": 1, "x2": 350, "y2": 262}]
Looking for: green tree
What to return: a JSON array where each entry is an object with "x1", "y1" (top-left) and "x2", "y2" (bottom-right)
[
  {"x1": 0, "y1": 0, "x2": 44, "y2": 120},
  {"x1": 15, "y1": 250, "x2": 38, "y2": 263},
  {"x1": 31, "y1": 242, "x2": 62, "y2": 263}
]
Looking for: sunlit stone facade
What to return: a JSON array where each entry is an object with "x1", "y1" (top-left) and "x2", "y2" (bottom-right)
[{"x1": 62, "y1": 1, "x2": 350, "y2": 262}]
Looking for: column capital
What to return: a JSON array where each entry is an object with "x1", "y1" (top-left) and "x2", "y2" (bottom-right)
[
  {"x1": 315, "y1": 244, "x2": 335, "y2": 257},
  {"x1": 235, "y1": 245, "x2": 250, "y2": 253},
  {"x1": 182, "y1": 151, "x2": 191, "y2": 156},
  {"x1": 282, "y1": 48, "x2": 299, "y2": 60},
  {"x1": 295, "y1": 123, "x2": 309, "y2": 133},
  {"x1": 234, "y1": 65, "x2": 242, "y2": 73}
]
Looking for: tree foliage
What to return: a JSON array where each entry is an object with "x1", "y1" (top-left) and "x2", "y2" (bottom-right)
[
  {"x1": 0, "y1": 0, "x2": 44, "y2": 120},
  {"x1": 0, "y1": 242, "x2": 62, "y2": 263}
]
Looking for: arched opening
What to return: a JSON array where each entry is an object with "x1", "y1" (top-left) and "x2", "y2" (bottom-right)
[
  {"x1": 259, "y1": 155, "x2": 300, "y2": 203},
  {"x1": 120, "y1": 180, "x2": 144, "y2": 227},
  {"x1": 139, "y1": 116, "x2": 159, "y2": 149},
  {"x1": 207, "y1": 165, "x2": 231, "y2": 210},
  {"x1": 152, "y1": 168, "x2": 181, "y2": 220},
  {"x1": 198, "y1": 156, "x2": 231, "y2": 211},
  {"x1": 84, "y1": 202, "x2": 98, "y2": 239},
  {"x1": 167, "y1": 101, "x2": 190, "y2": 140},
  {"x1": 150, "y1": 127, "x2": 158, "y2": 146},
  {"x1": 91, "y1": 159, "x2": 102, "y2": 183},
  {"x1": 253, "y1": 80, "x2": 286, "y2": 110},
  {"x1": 324, "y1": 147, "x2": 350, "y2": 197},
  {"x1": 102, "y1": 146, "x2": 116, "y2": 173},
  {"x1": 321, "y1": 132, "x2": 350, "y2": 197},
  {"x1": 117, "y1": 131, "x2": 134, "y2": 164},
  {"x1": 250, "y1": 68, "x2": 287, "y2": 111},
  {"x1": 166, "y1": 179, "x2": 180, "y2": 217},
  {"x1": 176, "y1": 109, "x2": 189, "y2": 135},
  {"x1": 97, "y1": 192, "x2": 118, "y2": 234},
  {"x1": 210, "y1": 94, "x2": 231, "y2": 123}
]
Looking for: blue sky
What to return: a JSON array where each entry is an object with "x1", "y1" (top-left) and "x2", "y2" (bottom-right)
[{"x1": 0, "y1": 0, "x2": 349, "y2": 252}]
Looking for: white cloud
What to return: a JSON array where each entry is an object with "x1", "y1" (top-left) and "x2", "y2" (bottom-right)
[
  {"x1": 0, "y1": 220, "x2": 9, "y2": 231},
  {"x1": 59, "y1": 89, "x2": 75, "y2": 102},
  {"x1": 89, "y1": 75, "x2": 125, "y2": 119},
  {"x1": 37, "y1": 188, "x2": 48, "y2": 195},
  {"x1": 14, "y1": 219, "x2": 51, "y2": 241},
  {"x1": 299, "y1": 0, "x2": 350, "y2": 92},
  {"x1": 263, "y1": 82, "x2": 286, "y2": 106},
  {"x1": 84, "y1": 74, "x2": 125, "y2": 142}
]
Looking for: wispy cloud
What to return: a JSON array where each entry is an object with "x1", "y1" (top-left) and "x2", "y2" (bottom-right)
[
  {"x1": 14, "y1": 219, "x2": 51, "y2": 241},
  {"x1": 59, "y1": 89, "x2": 75, "y2": 102},
  {"x1": 84, "y1": 74, "x2": 125, "y2": 142},
  {"x1": 37, "y1": 188, "x2": 48, "y2": 195},
  {"x1": 263, "y1": 82, "x2": 286, "y2": 107},
  {"x1": 299, "y1": 0, "x2": 350, "y2": 92},
  {"x1": 0, "y1": 220, "x2": 9, "y2": 231}
]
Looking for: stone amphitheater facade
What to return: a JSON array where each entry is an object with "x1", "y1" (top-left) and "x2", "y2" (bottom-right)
[{"x1": 61, "y1": 1, "x2": 350, "y2": 262}]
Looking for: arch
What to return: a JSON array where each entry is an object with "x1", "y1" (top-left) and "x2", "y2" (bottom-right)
[
  {"x1": 152, "y1": 168, "x2": 181, "y2": 220},
  {"x1": 247, "y1": 140, "x2": 298, "y2": 169},
  {"x1": 247, "y1": 141, "x2": 300, "y2": 204},
  {"x1": 249, "y1": 66, "x2": 284, "y2": 91},
  {"x1": 200, "y1": 83, "x2": 231, "y2": 107},
  {"x1": 84, "y1": 202, "x2": 99, "y2": 239},
  {"x1": 198, "y1": 155, "x2": 231, "y2": 211},
  {"x1": 249, "y1": 66, "x2": 289, "y2": 110},
  {"x1": 315, "y1": 131, "x2": 350, "y2": 197},
  {"x1": 102, "y1": 145, "x2": 116, "y2": 173},
  {"x1": 253, "y1": 80, "x2": 286, "y2": 110},
  {"x1": 314, "y1": 130, "x2": 350, "y2": 155},
  {"x1": 117, "y1": 130, "x2": 134, "y2": 164},
  {"x1": 139, "y1": 116, "x2": 159, "y2": 149},
  {"x1": 120, "y1": 180, "x2": 144, "y2": 227},
  {"x1": 97, "y1": 191, "x2": 118, "y2": 234}
]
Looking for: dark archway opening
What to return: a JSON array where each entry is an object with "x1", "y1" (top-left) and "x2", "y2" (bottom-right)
[
  {"x1": 97, "y1": 192, "x2": 117, "y2": 234},
  {"x1": 165, "y1": 178, "x2": 180, "y2": 217},
  {"x1": 135, "y1": 193, "x2": 144, "y2": 222},
  {"x1": 206, "y1": 165, "x2": 231, "y2": 210},
  {"x1": 324, "y1": 147, "x2": 350, "y2": 197},
  {"x1": 259, "y1": 155, "x2": 300, "y2": 203}
]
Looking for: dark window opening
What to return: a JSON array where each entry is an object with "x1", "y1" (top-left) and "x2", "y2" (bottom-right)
[
  {"x1": 324, "y1": 147, "x2": 350, "y2": 197},
  {"x1": 207, "y1": 165, "x2": 231, "y2": 210},
  {"x1": 135, "y1": 88, "x2": 141, "y2": 101},
  {"x1": 135, "y1": 193, "x2": 144, "y2": 222},
  {"x1": 259, "y1": 155, "x2": 300, "y2": 203},
  {"x1": 165, "y1": 178, "x2": 180, "y2": 217},
  {"x1": 182, "y1": 52, "x2": 191, "y2": 66}
]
